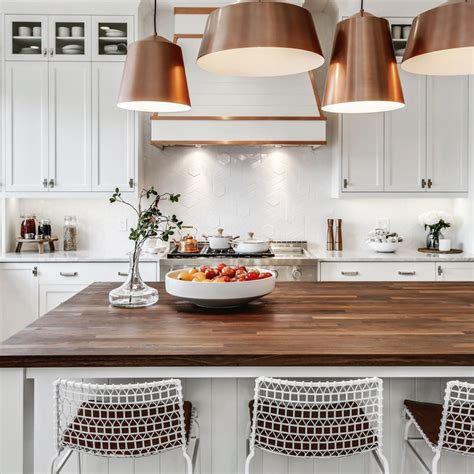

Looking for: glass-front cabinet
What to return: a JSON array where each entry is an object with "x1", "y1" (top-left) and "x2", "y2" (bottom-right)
[
  {"x1": 92, "y1": 16, "x2": 133, "y2": 61},
  {"x1": 5, "y1": 15, "x2": 132, "y2": 61}
]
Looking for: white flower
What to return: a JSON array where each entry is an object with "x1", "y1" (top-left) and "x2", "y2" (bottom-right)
[{"x1": 419, "y1": 210, "x2": 454, "y2": 227}]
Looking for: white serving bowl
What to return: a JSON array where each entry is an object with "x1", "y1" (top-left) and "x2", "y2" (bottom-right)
[
  {"x1": 368, "y1": 241, "x2": 400, "y2": 253},
  {"x1": 165, "y1": 268, "x2": 276, "y2": 308}
]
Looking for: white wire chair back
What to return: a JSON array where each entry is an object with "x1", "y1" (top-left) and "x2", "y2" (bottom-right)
[
  {"x1": 438, "y1": 380, "x2": 474, "y2": 455},
  {"x1": 249, "y1": 376, "x2": 384, "y2": 459},
  {"x1": 53, "y1": 378, "x2": 190, "y2": 458}
]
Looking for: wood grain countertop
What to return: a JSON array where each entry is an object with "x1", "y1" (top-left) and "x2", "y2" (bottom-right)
[{"x1": 0, "y1": 282, "x2": 473, "y2": 368}]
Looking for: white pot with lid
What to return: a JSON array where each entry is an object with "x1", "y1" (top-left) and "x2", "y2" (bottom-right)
[
  {"x1": 203, "y1": 228, "x2": 239, "y2": 250},
  {"x1": 233, "y1": 232, "x2": 271, "y2": 254}
]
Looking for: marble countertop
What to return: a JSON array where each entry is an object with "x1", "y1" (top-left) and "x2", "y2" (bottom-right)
[{"x1": 1, "y1": 248, "x2": 473, "y2": 263}]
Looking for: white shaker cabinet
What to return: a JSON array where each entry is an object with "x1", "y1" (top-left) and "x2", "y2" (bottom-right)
[
  {"x1": 0, "y1": 264, "x2": 39, "y2": 342},
  {"x1": 39, "y1": 284, "x2": 87, "y2": 316},
  {"x1": 426, "y1": 76, "x2": 469, "y2": 193},
  {"x1": 436, "y1": 262, "x2": 474, "y2": 281},
  {"x1": 5, "y1": 62, "x2": 49, "y2": 191},
  {"x1": 48, "y1": 62, "x2": 92, "y2": 191},
  {"x1": 384, "y1": 68, "x2": 426, "y2": 192},
  {"x1": 92, "y1": 62, "x2": 135, "y2": 191},
  {"x1": 341, "y1": 113, "x2": 384, "y2": 192}
]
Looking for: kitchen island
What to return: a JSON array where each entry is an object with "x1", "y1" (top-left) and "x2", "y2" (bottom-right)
[{"x1": 1, "y1": 282, "x2": 473, "y2": 474}]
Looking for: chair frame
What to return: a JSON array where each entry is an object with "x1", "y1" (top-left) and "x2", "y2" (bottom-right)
[
  {"x1": 49, "y1": 378, "x2": 200, "y2": 474},
  {"x1": 403, "y1": 380, "x2": 474, "y2": 474},
  {"x1": 245, "y1": 376, "x2": 389, "y2": 474}
]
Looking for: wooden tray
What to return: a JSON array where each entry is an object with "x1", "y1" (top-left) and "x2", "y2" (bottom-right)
[
  {"x1": 16, "y1": 236, "x2": 58, "y2": 254},
  {"x1": 417, "y1": 247, "x2": 463, "y2": 254}
]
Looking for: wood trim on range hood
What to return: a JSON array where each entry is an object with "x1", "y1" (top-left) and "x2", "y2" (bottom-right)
[{"x1": 151, "y1": 6, "x2": 327, "y2": 147}]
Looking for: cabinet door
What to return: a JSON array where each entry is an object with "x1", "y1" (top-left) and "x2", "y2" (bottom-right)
[
  {"x1": 342, "y1": 113, "x2": 384, "y2": 192},
  {"x1": 5, "y1": 62, "x2": 49, "y2": 191},
  {"x1": 385, "y1": 69, "x2": 427, "y2": 192},
  {"x1": 48, "y1": 15, "x2": 91, "y2": 61},
  {"x1": 5, "y1": 15, "x2": 48, "y2": 61},
  {"x1": 436, "y1": 263, "x2": 474, "y2": 281},
  {"x1": 48, "y1": 62, "x2": 92, "y2": 191},
  {"x1": 426, "y1": 76, "x2": 469, "y2": 192},
  {"x1": 39, "y1": 284, "x2": 87, "y2": 316},
  {"x1": 91, "y1": 16, "x2": 134, "y2": 62},
  {"x1": 92, "y1": 62, "x2": 135, "y2": 191},
  {"x1": 0, "y1": 264, "x2": 38, "y2": 342}
]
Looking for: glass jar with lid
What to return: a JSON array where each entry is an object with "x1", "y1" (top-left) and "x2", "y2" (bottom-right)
[
  {"x1": 38, "y1": 219, "x2": 52, "y2": 238},
  {"x1": 63, "y1": 216, "x2": 77, "y2": 251},
  {"x1": 20, "y1": 215, "x2": 36, "y2": 239}
]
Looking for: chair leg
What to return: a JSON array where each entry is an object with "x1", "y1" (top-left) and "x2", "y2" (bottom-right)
[
  {"x1": 245, "y1": 449, "x2": 255, "y2": 474},
  {"x1": 373, "y1": 449, "x2": 390, "y2": 474},
  {"x1": 183, "y1": 450, "x2": 193, "y2": 474},
  {"x1": 49, "y1": 452, "x2": 59, "y2": 474},
  {"x1": 431, "y1": 451, "x2": 441, "y2": 474},
  {"x1": 76, "y1": 451, "x2": 82, "y2": 474}
]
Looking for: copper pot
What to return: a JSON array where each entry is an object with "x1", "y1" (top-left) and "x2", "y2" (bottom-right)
[{"x1": 174, "y1": 226, "x2": 199, "y2": 253}]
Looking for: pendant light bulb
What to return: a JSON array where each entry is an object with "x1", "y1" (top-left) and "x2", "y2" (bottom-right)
[
  {"x1": 197, "y1": 1, "x2": 324, "y2": 77},
  {"x1": 402, "y1": 0, "x2": 474, "y2": 76},
  {"x1": 117, "y1": 0, "x2": 191, "y2": 112},
  {"x1": 322, "y1": 3, "x2": 404, "y2": 114}
]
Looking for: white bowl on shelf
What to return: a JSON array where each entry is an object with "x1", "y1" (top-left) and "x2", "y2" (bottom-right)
[
  {"x1": 165, "y1": 268, "x2": 276, "y2": 308},
  {"x1": 368, "y1": 241, "x2": 400, "y2": 253},
  {"x1": 105, "y1": 29, "x2": 126, "y2": 38}
]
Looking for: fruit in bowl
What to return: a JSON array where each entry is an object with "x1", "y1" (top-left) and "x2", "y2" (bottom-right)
[{"x1": 165, "y1": 264, "x2": 276, "y2": 308}]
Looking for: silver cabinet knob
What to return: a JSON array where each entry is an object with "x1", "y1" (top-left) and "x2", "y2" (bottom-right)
[
  {"x1": 341, "y1": 271, "x2": 359, "y2": 276},
  {"x1": 32, "y1": 267, "x2": 38, "y2": 277},
  {"x1": 43, "y1": 48, "x2": 48, "y2": 56},
  {"x1": 398, "y1": 271, "x2": 416, "y2": 276},
  {"x1": 49, "y1": 48, "x2": 54, "y2": 56},
  {"x1": 118, "y1": 272, "x2": 129, "y2": 277},
  {"x1": 60, "y1": 271, "x2": 78, "y2": 277},
  {"x1": 42, "y1": 178, "x2": 48, "y2": 188},
  {"x1": 48, "y1": 179, "x2": 55, "y2": 188},
  {"x1": 292, "y1": 267, "x2": 302, "y2": 281},
  {"x1": 438, "y1": 265, "x2": 443, "y2": 276}
]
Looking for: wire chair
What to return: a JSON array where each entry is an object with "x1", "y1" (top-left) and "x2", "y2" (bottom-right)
[
  {"x1": 49, "y1": 378, "x2": 200, "y2": 474},
  {"x1": 403, "y1": 380, "x2": 474, "y2": 474},
  {"x1": 245, "y1": 376, "x2": 389, "y2": 474}
]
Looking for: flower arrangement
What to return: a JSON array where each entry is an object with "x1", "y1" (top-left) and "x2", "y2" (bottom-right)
[{"x1": 418, "y1": 210, "x2": 453, "y2": 250}]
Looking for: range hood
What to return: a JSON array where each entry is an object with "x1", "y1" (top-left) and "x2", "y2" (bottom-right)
[{"x1": 151, "y1": 4, "x2": 327, "y2": 146}]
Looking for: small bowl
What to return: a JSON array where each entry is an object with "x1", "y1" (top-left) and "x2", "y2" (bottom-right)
[
  {"x1": 368, "y1": 241, "x2": 400, "y2": 253},
  {"x1": 165, "y1": 268, "x2": 276, "y2": 308}
]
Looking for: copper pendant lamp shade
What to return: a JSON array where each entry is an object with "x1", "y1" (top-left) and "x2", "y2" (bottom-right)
[
  {"x1": 322, "y1": 11, "x2": 404, "y2": 114},
  {"x1": 197, "y1": 1, "x2": 324, "y2": 77},
  {"x1": 402, "y1": 0, "x2": 474, "y2": 76}
]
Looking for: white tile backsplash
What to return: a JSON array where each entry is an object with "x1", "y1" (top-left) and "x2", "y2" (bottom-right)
[{"x1": 14, "y1": 119, "x2": 462, "y2": 255}]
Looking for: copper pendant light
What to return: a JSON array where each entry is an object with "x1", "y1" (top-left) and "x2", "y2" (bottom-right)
[
  {"x1": 402, "y1": 0, "x2": 474, "y2": 76},
  {"x1": 117, "y1": 0, "x2": 190, "y2": 112},
  {"x1": 322, "y1": 1, "x2": 404, "y2": 114},
  {"x1": 197, "y1": 1, "x2": 324, "y2": 77}
]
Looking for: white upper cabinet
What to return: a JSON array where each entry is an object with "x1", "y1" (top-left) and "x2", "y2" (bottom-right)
[
  {"x1": 5, "y1": 15, "x2": 48, "y2": 61},
  {"x1": 5, "y1": 62, "x2": 49, "y2": 191},
  {"x1": 384, "y1": 68, "x2": 426, "y2": 192},
  {"x1": 91, "y1": 16, "x2": 133, "y2": 62},
  {"x1": 92, "y1": 62, "x2": 135, "y2": 191},
  {"x1": 342, "y1": 113, "x2": 384, "y2": 192},
  {"x1": 48, "y1": 62, "x2": 92, "y2": 191},
  {"x1": 426, "y1": 76, "x2": 469, "y2": 193},
  {"x1": 48, "y1": 16, "x2": 91, "y2": 61}
]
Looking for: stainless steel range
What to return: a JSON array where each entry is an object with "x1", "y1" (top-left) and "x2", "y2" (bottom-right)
[{"x1": 159, "y1": 241, "x2": 318, "y2": 281}]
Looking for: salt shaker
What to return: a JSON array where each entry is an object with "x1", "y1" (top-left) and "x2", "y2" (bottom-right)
[
  {"x1": 326, "y1": 219, "x2": 335, "y2": 251},
  {"x1": 335, "y1": 219, "x2": 343, "y2": 251},
  {"x1": 63, "y1": 216, "x2": 77, "y2": 251}
]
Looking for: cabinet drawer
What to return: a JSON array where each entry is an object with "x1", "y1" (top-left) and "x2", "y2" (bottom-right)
[
  {"x1": 436, "y1": 262, "x2": 474, "y2": 281},
  {"x1": 38, "y1": 262, "x2": 157, "y2": 284},
  {"x1": 320, "y1": 262, "x2": 435, "y2": 281}
]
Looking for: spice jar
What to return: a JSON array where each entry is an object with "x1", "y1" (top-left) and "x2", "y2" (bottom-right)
[
  {"x1": 20, "y1": 215, "x2": 36, "y2": 239},
  {"x1": 38, "y1": 219, "x2": 52, "y2": 238},
  {"x1": 63, "y1": 216, "x2": 77, "y2": 251}
]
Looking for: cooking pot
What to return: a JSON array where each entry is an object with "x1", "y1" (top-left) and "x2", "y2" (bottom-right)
[
  {"x1": 203, "y1": 228, "x2": 239, "y2": 250},
  {"x1": 233, "y1": 232, "x2": 271, "y2": 254},
  {"x1": 173, "y1": 226, "x2": 199, "y2": 253}
]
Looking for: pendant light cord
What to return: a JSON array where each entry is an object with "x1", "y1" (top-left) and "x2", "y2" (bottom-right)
[
  {"x1": 360, "y1": 0, "x2": 364, "y2": 14},
  {"x1": 153, "y1": 0, "x2": 157, "y2": 35}
]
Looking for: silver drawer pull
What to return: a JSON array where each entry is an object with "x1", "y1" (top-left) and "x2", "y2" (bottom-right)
[
  {"x1": 341, "y1": 271, "x2": 359, "y2": 276},
  {"x1": 398, "y1": 271, "x2": 416, "y2": 276},
  {"x1": 118, "y1": 272, "x2": 129, "y2": 277},
  {"x1": 60, "y1": 271, "x2": 78, "y2": 277}
]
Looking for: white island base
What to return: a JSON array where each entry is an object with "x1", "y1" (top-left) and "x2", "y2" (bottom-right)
[{"x1": 1, "y1": 367, "x2": 473, "y2": 474}]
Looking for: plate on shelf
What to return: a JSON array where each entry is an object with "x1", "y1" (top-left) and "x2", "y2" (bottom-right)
[
  {"x1": 20, "y1": 47, "x2": 40, "y2": 54},
  {"x1": 62, "y1": 44, "x2": 83, "y2": 50},
  {"x1": 105, "y1": 29, "x2": 126, "y2": 38}
]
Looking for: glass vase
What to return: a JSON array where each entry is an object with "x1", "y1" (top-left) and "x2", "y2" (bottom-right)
[
  {"x1": 109, "y1": 249, "x2": 158, "y2": 308},
  {"x1": 426, "y1": 230, "x2": 444, "y2": 250}
]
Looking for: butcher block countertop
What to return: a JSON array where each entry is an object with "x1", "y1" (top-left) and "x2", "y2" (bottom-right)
[{"x1": 1, "y1": 282, "x2": 473, "y2": 368}]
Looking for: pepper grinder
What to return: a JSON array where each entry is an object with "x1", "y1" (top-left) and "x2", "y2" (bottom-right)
[
  {"x1": 326, "y1": 219, "x2": 335, "y2": 251},
  {"x1": 335, "y1": 219, "x2": 343, "y2": 251}
]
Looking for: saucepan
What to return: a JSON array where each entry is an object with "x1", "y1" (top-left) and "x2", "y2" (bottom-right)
[
  {"x1": 232, "y1": 232, "x2": 271, "y2": 253},
  {"x1": 203, "y1": 228, "x2": 239, "y2": 250}
]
